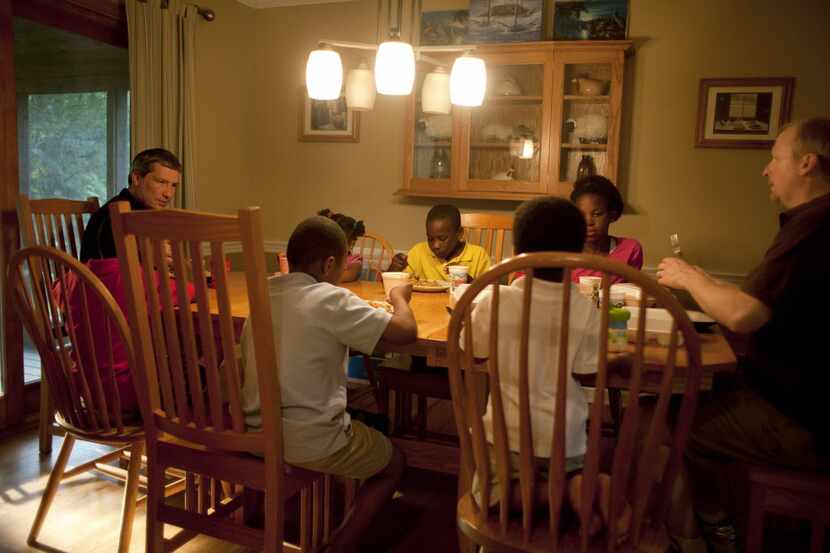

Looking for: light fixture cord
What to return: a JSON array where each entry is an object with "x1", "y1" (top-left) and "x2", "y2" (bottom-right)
[
  {"x1": 397, "y1": 0, "x2": 403, "y2": 36},
  {"x1": 377, "y1": 0, "x2": 383, "y2": 43}
]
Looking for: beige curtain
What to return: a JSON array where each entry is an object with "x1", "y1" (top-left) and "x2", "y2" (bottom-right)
[{"x1": 126, "y1": 0, "x2": 198, "y2": 209}]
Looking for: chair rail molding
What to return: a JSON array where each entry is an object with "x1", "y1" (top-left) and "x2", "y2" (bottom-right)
[{"x1": 236, "y1": 0, "x2": 355, "y2": 8}]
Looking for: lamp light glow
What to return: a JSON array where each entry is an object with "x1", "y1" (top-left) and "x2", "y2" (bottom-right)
[
  {"x1": 306, "y1": 48, "x2": 343, "y2": 100},
  {"x1": 421, "y1": 67, "x2": 451, "y2": 115},
  {"x1": 519, "y1": 138, "x2": 535, "y2": 159},
  {"x1": 450, "y1": 55, "x2": 486, "y2": 107},
  {"x1": 346, "y1": 61, "x2": 376, "y2": 111},
  {"x1": 375, "y1": 41, "x2": 415, "y2": 95}
]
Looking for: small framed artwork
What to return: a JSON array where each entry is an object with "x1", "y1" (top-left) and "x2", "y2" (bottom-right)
[
  {"x1": 553, "y1": 0, "x2": 628, "y2": 41},
  {"x1": 420, "y1": 10, "x2": 468, "y2": 45},
  {"x1": 466, "y1": 0, "x2": 543, "y2": 43},
  {"x1": 298, "y1": 93, "x2": 360, "y2": 143},
  {"x1": 695, "y1": 77, "x2": 794, "y2": 149}
]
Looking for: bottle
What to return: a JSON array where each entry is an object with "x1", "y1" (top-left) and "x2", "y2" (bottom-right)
[
  {"x1": 431, "y1": 148, "x2": 449, "y2": 179},
  {"x1": 608, "y1": 307, "x2": 631, "y2": 353},
  {"x1": 576, "y1": 154, "x2": 596, "y2": 180}
]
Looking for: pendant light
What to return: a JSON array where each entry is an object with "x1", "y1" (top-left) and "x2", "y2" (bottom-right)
[
  {"x1": 346, "y1": 61, "x2": 376, "y2": 111},
  {"x1": 450, "y1": 54, "x2": 486, "y2": 107},
  {"x1": 421, "y1": 67, "x2": 451, "y2": 115},
  {"x1": 306, "y1": 47, "x2": 343, "y2": 101},
  {"x1": 375, "y1": 40, "x2": 415, "y2": 95}
]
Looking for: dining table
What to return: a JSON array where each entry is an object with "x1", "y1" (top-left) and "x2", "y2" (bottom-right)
[{"x1": 214, "y1": 272, "x2": 737, "y2": 390}]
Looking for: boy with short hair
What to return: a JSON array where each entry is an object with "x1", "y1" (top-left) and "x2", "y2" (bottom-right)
[
  {"x1": 467, "y1": 196, "x2": 629, "y2": 539},
  {"x1": 389, "y1": 204, "x2": 490, "y2": 280},
  {"x1": 240, "y1": 215, "x2": 417, "y2": 553}
]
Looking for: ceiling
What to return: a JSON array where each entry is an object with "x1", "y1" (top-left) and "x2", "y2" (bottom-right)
[{"x1": 236, "y1": 0, "x2": 355, "y2": 7}]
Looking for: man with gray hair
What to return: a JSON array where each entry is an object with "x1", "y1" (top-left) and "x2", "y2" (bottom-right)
[
  {"x1": 80, "y1": 147, "x2": 182, "y2": 262},
  {"x1": 657, "y1": 117, "x2": 830, "y2": 553}
]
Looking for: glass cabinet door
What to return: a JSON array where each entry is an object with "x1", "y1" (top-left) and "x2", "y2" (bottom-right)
[
  {"x1": 558, "y1": 62, "x2": 613, "y2": 184},
  {"x1": 409, "y1": 66, "x2": 453, "y2": 190},
  {"x1": 462, "y1": 59, "x2": 547, "y2": 194}
]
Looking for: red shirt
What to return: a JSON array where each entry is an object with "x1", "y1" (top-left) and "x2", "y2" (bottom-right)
[{"x1": 571, "y1": 236, "x2": 644, "y2": 284}]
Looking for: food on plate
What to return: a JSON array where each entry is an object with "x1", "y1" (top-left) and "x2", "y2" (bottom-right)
[
  {"x1": 367, "y1": 300, "x2": 394, "y2": 313},
  {"x1": 413, "y1": 278, "x2": 450, "y2": 292}
]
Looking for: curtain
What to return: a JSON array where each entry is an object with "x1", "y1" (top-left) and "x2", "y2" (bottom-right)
[{"x1": 126, "y1": 0, "x2": 198, "y2": 209}]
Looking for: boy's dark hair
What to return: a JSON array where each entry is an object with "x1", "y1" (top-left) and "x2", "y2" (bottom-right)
[
  {"x1": 287, "y1": 216, "x2": 347, "y2": 269},
  {"x1": 569, "y1": 175, "x2": 624, "y2": 221},
  {"x1": 128, "y1": 148, "x2": 182, "y2": 185},
  {"x1": 426, "y1": 204, "x2": 461, "y2": 231},
  {"x1": 513, "y1": 196, "x2": 586, "y2": 281},
  {"x1": 317, "y1": 208, "x2": 366, "y2": 242}
]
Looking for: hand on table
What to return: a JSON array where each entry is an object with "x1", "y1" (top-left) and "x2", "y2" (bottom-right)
[
  {"x1": 389, "y1": 253, "x2": 408, "y2": 272},
  {"x1": 388, "y1": 282, "x2": 413, "y2": 305}
]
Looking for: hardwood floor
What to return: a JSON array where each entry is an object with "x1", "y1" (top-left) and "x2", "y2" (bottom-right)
[{"x1": 0, "y1": 427, "x2": 460, "y2": 553}]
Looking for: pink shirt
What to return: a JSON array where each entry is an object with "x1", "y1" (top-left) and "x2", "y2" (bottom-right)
[{"x1": 571, "y1": 236, "x2": 643, "y2": 284}]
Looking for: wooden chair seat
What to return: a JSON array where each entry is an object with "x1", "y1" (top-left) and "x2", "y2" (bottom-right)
[
  {"x1": 745, "y1": 465, "x2": 830, "y2": 553},
  {"x1": 457, "y1": 493, "x2": 669, "y2": 553}
]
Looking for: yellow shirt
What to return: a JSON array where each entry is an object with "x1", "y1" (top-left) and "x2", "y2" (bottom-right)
[{"x1": 405, "y1": 241, "x2": 491, "y2": 281}]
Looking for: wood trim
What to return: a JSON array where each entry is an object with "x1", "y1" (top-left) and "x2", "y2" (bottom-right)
[{"x1": 12, "y1": 0, "x2": 128, "y2": 48}]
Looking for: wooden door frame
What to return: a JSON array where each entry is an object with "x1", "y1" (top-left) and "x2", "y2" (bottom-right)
[{"x1": 0, "y1": 0, "x2": 127, "y2": 429}]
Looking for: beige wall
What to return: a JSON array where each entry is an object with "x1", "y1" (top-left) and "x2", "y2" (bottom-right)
[{"x1": 192, "y1": 0, "x2": 830, "y2": 276}]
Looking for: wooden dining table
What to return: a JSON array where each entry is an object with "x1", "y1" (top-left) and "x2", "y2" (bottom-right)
[{"x1": 216, "y1": 272, "x2": 737, "y2": 389}]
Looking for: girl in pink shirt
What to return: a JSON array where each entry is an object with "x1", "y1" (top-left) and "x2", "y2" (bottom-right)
[
  {"x1": 318, "y1": 208, "x2": 366, "y2": 282},
  {"x1": 570, "y1": 175, "x2": 643, "y2": 283}
]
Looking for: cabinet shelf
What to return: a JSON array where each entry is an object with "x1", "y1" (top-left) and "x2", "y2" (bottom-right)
[
  {"x1": 560, "y1": 143, "x2": 607, "y2": 150},
  {"x1": 415, "y1": 142, "x2": 451, "y2": 148},
  {"x1": 563, "y1": 95, "x2": 610, "y2": 103},
  {"x1": 484, "y1": 95, "x2": 544, "y2": 105}
]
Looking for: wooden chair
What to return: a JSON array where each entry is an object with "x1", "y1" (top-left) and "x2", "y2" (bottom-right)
[
  {"x1": 447, "y1": 252, "x2": 703, "y2": 552},
  {"x1": 353, "y1": 230, "x2": 396, "y2": 280},
  {"x1": 745, "y1": 466, "x2": 830, "y2": 553},
  {"x1": 7, "y1": 246, "x2": 146, "y2": 553},
  {"x1": 111, "y1": 203, "x2": 331, "y2": 553},
  {"x1": 461, "y1": 212, "x2": 514, "y2": 264},
  {"x1": 17, "y1": 194, "x2": 101, "y2": 454}
]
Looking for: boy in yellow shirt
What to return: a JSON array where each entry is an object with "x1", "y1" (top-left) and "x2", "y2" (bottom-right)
[{"x1": 389, "y1": 204, "x2": 490, "y2": 280}]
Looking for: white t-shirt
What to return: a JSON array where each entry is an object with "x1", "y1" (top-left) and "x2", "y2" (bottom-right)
[
  {"x1": 466, "y1": 277, "x2": 599, "y2": 459},
  {"x1": 240, "y1": 272, "x2": 392, "y2": 463}
]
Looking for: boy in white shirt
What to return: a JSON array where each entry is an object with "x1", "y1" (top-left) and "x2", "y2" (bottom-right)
[
  {"x1": 468, "y1": 197, "x2": 629, "y2": 539},
  {"x1": 240, "y1": 216, "x2": 417, "y2": 553}
]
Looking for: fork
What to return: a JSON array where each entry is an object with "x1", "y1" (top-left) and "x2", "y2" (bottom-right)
[{"x1": 669, "y1": 233, "x2": 682, "y2": 257}]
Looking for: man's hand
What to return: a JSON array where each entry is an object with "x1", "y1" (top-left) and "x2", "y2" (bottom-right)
[
  {"x1": 656, "y1": 257, "x2": 703, "y2": 290},
  {"x1": 389, "y1": 253, "x2": 408, "y2": 272},
  {"x1": 162, "y1": 240, "x2": 174, "y2": 266}
]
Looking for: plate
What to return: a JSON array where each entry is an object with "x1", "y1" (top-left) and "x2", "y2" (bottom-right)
[{"x1": 413, "y1": 279, "x2": 450, "y2": 292}]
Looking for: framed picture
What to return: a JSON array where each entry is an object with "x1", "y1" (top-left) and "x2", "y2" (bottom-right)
[
  {"x1": 298, "y1": 93, "x2": 360, "y2": 143},
  {"x1": 466, "y1": 0, "x2": 543, "y2": 44},
  {"x1": 553, "y1": 0, "x2": 628, "y2": 41},
  {"x1": 420, "y1": 10, "x2": 468, "y2": 45},
  {"x1": 695, "y1": 77, "x2": 794, "y2": 149}
]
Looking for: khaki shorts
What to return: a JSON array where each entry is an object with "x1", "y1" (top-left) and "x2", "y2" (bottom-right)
[
  {"x1": 472, "y1": 447, "x2": 585, "y2": 507},
  {"x1": 293, "y1": 420, "x2": 393, "y2": 481}
]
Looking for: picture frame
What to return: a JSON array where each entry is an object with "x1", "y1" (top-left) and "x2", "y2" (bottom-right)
[
  {"x1": 420, "y1": 9, "x2": 468, "y2": 46},
  {"x1": 552, "y1": 0, "x2": 628, "y2": 41},
  {"x1": 298, "y1": 92, "x2": 360, "y2": 143},
  {"x1": 695, "y1": 77, "x2": 794, "y2": 149},
  {"x1": 466, "y1": 0, "x2": 543, "y2": 44}
]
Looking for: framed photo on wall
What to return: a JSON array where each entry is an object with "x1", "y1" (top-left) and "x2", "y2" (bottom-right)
[
  {"x1": 298, "y1": 92, "x2": 360, "y2": 143},
  {"x1": 695, "y1": 77, "x2": 794, "y2": 149},
  {"x1": 552, "y1": 0, "x2": 628, "y2": 40}
]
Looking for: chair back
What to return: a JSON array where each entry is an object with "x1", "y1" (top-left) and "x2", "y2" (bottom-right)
[
  {"x1": 18, "y1": 194, "x2": 100, "y2": 258},
  {"x1": 6, "y1": 246, "x2": 138, "y2": 440},
  {"x1": 447, "y1": 252, "x2": 703, "y2": 552},
  {"x1": 461, "y1": 212, "x2": 513, "y2": 264},
  {"x1": 353, "y1": 230, "x2": 396, "y2": 279},
  {"x1": 110, "y1": 203, "x2": 280, "y2": 457}
]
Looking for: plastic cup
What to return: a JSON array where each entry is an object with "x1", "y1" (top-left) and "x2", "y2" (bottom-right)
[
  {"x1": 381, "y1": 272, "x2": 411, "y2": 299},
  {"x1": 447, "y1": 265, "x2": 469, "y2": 292}
]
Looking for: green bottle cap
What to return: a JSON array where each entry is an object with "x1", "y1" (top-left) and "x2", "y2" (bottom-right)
[{"x1": 609, "y1": 307, "x2": 631, "y2": 323}]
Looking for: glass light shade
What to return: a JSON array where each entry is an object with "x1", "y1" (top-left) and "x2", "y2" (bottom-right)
[
  {"x1": 450, "y1": 55, "x2": 486, "y2": 107},
  {"x1": 375, "y1": 41, "x2": 415, "y2": 95},
  {"x1": 519, "y1": 138, "x2": 535, "y2": 159},
  {"x1": 346, "y1": 62, "x2": 376, "y2": 111},
  {"x1": 421, "y1": 68, "x2": 451, "y2": 115},
  {"x1": 306, "y1": 48, "x2": 343, "y2": 101}
]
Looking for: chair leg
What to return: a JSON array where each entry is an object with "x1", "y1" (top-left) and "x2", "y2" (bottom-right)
[
  {"x1": 745, "y1": 484, "x2": 765, "y2": 553},
  {"x1": 38, "y1": 379, "x2": 53, "y2": 455},
  {"x1": 117, "y1": 441, "x2": 145, "y2": 553},
  {"x1": 810, "y1": 522, "x2": 825, "y2": 553},
  {"x1": 145, "y1": 450, "x2": 166, "y2": 553},
  {"x1": 28, "y1": 434, "x2": 76, "y2": 545}
]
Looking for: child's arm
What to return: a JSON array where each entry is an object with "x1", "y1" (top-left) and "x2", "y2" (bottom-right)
[
  {"x1": 388, "y1": 252, "x2": 408, "y2": 272},
  {"x1": 381, "y1": 284, "x2": 417, "y2": 344}
]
